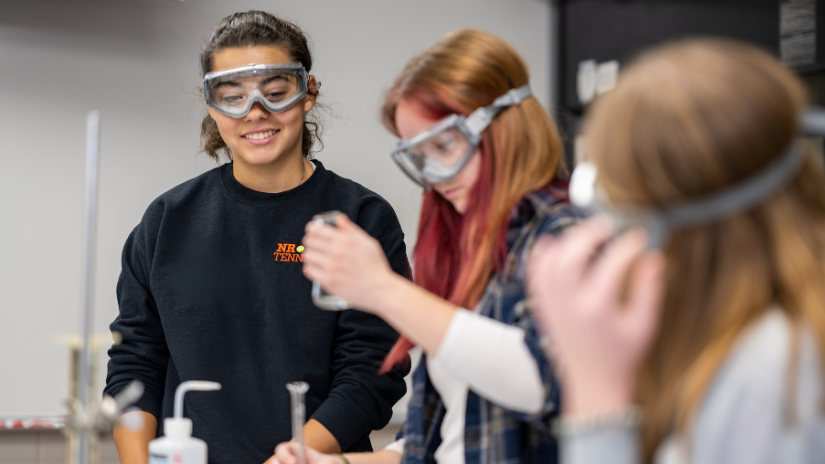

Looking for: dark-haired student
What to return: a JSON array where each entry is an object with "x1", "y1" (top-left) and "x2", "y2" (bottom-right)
[{"x1": 104, "y1": 11, "x2": 410, "y2": 464}]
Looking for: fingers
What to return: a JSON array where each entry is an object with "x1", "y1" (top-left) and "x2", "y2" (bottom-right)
[
  {"x1": 272, "y1": 442, "x2": 297, "y2": 464},
  {"x1": 623, "y1": 250, "x2": 666, "y2": 336},
  {"x1": 301, "y1": 238, "x2": 332, "y2": 283},
  {"x1": 302, "y1": 260, "x2": 323, "y2": 282},
  {"x1": 527, "y1": 237, "x2": 564, "y2": 329},
  {"x1": 303, "y1": 214, "x2": 365, "y2": 253},
  {"x1": 334, "y1": 213, "x2": 353, "y2": 230},
  {"x1": 300, "y1": 214, "x2": 362, "y2": 291},
  {"x1": 303, "y1": 213, "x2": 354, "y2": 233},
  {"x1": 528, "y1": 216, "x2": 616, "y2": 309},
  {"x1": 588, "y1": 227, "x2": 648, "y2": 309},
  {"x1": 553, "y1": 216, "x2": 616, "y2": 285},
  {"x1": 305, "y1": 218, "x2": 323, "y2": 234},
  {"x1": 335, "y1": 214, "x2": 374, "y2": 242},
  {"x1": 303, "y1": 222, "x2": 340, "y2": 254},
  {"x1": 301, "y1": 218, "x2": 347, "y2": 278},
  {"x1": 527, "y1": 236, "x2": 560, "y2": 291}
]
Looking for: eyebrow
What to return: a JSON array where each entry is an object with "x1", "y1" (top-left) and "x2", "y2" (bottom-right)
[
  {"x1": 212, "y1": 75, "x2": 291, "y2": 89},
  {"x1": 213, "y1": 81, "x2": 242, "y2": 90},
  {"x1": 261, "y1": 75, "x2": 291, "y2": 86}
]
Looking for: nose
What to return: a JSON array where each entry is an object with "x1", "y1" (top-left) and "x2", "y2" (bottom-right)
[{"x1": 244, "y1": 101, "x2": 270, "y2": 121}]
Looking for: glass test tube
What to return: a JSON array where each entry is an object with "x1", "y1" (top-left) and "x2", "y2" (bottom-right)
[
  {"x1": 287, "y1": 381, "x2": 310, "y2": 464},
  {"x1": 310, "y1": 211, "x2": 354, "y2": 311}
]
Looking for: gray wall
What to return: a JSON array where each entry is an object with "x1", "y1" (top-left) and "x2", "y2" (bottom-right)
[{"x1": 0, "y1": 0, "x2": 554, "y2": 417}]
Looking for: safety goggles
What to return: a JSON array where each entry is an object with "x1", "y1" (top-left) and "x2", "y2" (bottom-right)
[
  {"x1": 569, "y1": 108, "x2": 825, "y2": 249},
  {"x1": 391, "y1": 84, "x2": 533, "y2": 188},
  {"x1": 203, "y1": 63, "x2": 309, "y2": 118}
]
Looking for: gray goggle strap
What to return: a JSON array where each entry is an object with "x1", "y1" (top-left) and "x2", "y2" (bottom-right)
[
  {"x1": 638, "y1": 107, "x2": 825, "y2": 248},
  {"x1": 634, "y1": 140, "x2": 804, "y2": 249},
  {"x1": 464, "y1": 84, "x2": 532, "y2": 136},
  {"x1": 661, "y1": 141, "x2": 805, "y2": 229}
]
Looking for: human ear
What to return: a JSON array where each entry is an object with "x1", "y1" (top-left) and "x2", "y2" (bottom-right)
[{"x1": 303, "y1": 75, "x2": 317, "y2": 112}]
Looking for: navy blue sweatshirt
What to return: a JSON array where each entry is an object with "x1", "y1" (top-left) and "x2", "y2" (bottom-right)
[{"x1": 104, "y1": 161, "x2": 410, "y2": 463}]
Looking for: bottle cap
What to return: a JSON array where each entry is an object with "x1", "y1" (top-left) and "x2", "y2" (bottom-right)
[{"x1": 164, "y1": 417, "x2": 193, "y2": 440}]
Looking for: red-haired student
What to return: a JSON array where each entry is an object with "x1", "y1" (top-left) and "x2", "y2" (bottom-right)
[{"x1": 273, "y1": 29, "x2": 576, "y2": 464}]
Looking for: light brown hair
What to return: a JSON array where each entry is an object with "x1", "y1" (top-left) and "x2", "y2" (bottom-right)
[
  {"x1": 585, "y1": 37, "x2": 825, "y2": 462},
  {"x1": 380, "y1": 29, "x2": 566, "y2": 368}
]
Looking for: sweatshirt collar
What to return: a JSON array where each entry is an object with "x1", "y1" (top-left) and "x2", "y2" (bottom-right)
[{"x1": 221, "y1": 159, "x2": 328, "y2": 207}]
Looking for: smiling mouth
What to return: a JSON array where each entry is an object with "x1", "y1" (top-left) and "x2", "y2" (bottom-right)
[{"x1": 243, "y1": 129, "x2": 279, "y2": 140}]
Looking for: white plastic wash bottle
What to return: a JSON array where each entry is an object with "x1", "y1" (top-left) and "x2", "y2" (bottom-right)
[{"x1": 148, "y1": 381, "x2": 221, "y2": 464}]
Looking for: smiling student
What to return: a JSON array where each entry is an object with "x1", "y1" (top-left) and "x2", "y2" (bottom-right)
[{"x1": 104, "y1": 11, "x2": 410, "y2": 464}]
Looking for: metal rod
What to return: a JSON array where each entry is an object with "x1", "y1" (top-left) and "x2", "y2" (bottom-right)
[{"x1": 74, "y1": 111, "x2": 100, "y2": 464}]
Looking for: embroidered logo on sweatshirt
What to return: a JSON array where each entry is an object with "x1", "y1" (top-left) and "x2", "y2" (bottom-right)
[{"x1": 274, "y1": 243, "x2": 304, "y2": 262}]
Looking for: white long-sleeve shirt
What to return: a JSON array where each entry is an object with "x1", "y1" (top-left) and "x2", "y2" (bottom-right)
[{"x1": 386, "y1": 308, "x2": 545, "y2": 463}]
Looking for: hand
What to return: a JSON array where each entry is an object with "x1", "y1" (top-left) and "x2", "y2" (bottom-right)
[
  {"x1": 266, "y1": 442, "x2": 345, "y2": 464},
  {"x1": 302, "y1": 214, "x2": 396, "y2": 314},
  {"x1": 526, "y1": 217, "x2": 666, "y2": 417}
]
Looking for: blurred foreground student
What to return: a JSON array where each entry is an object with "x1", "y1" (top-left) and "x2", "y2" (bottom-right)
[
  {"x1": 105, "y1": 11, "x2": 410, "y2": 464},
  {"x1": 529, "y1": 38, "x2": 825, "y2": 464},
  {"x1": 273, "y1": 29, "x2": 575, "y2": 464}
]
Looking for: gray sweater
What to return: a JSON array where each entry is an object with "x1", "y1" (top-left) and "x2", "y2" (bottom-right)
[{"x1": 564, "y1": 310, "x2": 825, "y2": 464}]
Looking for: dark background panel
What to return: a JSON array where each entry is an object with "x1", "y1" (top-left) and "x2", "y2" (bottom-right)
[{"x1": 558, "y1": 0, "x2": 780, "y2": 112}]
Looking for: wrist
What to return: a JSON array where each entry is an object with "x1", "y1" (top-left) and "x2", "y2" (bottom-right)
[
  {"x1": 367, "y1": 271, "x2": 406, "y2": 316},
  {"x1": 554, "y1": 405, "x2": 642, "y2": 437},
  {"x1": 563, "y1": 376, "x2": 635, "y2": 418}
]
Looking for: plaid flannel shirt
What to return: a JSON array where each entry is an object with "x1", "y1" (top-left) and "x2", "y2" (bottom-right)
[{"x1": 397, "y1": 186, "x2": 577, "y2": 464}]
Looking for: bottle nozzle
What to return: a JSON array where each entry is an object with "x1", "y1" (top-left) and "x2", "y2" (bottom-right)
[{"x1": 174, "y1": 381, "x2": 221, "y2": 419}]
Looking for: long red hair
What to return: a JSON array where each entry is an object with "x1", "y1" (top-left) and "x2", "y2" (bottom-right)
[{"x1": 380, "y1": 29, "x2": 566, "y2": 371}]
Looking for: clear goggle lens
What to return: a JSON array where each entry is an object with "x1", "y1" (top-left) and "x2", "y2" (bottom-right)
[
  {"x1": 211, "y1": 73, "x2": 300, "y2": 107},
  {"x1": 392, "y1": 121, "x2": 476, "y2": 187},
  {"x1": 406, "y1": 127, "x2": 472, "y2": 169},
  {"x1": 204, "y1": 65, "x2": 308, "y2": 118}
]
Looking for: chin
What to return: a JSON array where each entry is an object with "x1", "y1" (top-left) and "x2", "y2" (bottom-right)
[
  {"x1": 452, "y1": 199, "x2": 468, "y2": 214},
  {"x1": 246, "y1": 154, "x2": 282, "y2": 165},
  {"x1": 234, "y1": 147, "x2": 283, "y2": 166}
]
